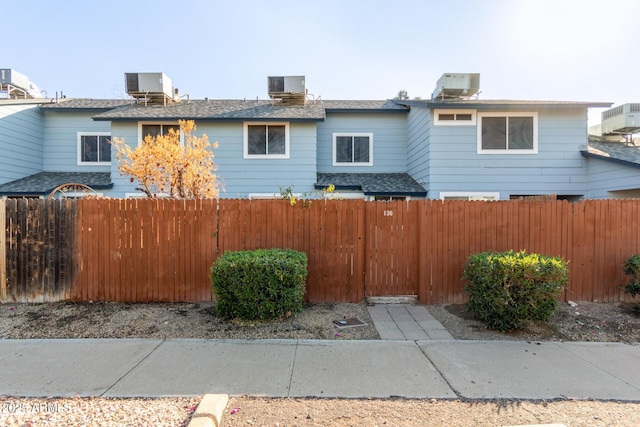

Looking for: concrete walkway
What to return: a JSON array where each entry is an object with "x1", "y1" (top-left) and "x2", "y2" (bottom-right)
[
  {"x1": 0, "y1": 338, "x2": 639, "y2": 400},
  {"x1": 367, "y1": 304, "x2": 454, "y2": 340}
]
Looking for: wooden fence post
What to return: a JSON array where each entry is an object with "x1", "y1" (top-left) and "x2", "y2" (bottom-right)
[{"x1": 0, "y1": 198, "x2": 5, "y2": 302}]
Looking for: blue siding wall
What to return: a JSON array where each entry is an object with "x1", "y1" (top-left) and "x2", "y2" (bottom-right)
[
  {"x1": 42, "y1": 111, "x2": 112, "y2": 172},
  {"x1": 585, "y1": 157, "x2": 640, "y2": 198},
  {"x1": 427, "y1": 107, "x2": 590, "y2": 199},
  {"x1": 317, "y1": 113, "x2": 408, "y2": 173},
  {"x1": 0, "y1": 103, "x2": 44, "y2": 184},
  {"x1": 108, "y1": 121, "x2": 317, "y2": 198},
  {"x1": 406, "y1": 107, "x2": 431, "y2": 191}
]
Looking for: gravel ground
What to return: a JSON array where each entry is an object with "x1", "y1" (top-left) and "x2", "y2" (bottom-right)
[{"x1": 1, "y1": 300, "x2": 639, "y2": 426}]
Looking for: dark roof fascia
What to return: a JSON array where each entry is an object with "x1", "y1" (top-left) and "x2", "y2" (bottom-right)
[
  {"x1": 314, "y1": 183, "x2": 362, "y2": 191},
  {"x1": 324, "y1": 108, "x2": 408, "y2": 114},
  {"x1": 0, "y1": 182, "x2": 113, "y2": 197},
  {"x1": 0, "y1": 192, "x2": 45, "y2": 197},
  {"x1": 93, "y1": 116, "x2": 323, "y2": 122},
  {"x1": 48, "y1": 107, "x2": 121, "y2": 113},
  {"x1": 580, "y1": 149, "x2": 640, "y2": 169},
  {"x1": 364, "y1": 190, "x2": 428, "y2": 197},
  {"x1": 400, "y1": 100, "x2": 613, "y2": 109},
  {"x1": 313, "y1": 183, "x2": 426, "y2": 196}
]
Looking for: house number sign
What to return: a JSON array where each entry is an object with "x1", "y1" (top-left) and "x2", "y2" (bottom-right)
[{"x1": 383, "y1": 210, "x2": 393, "y2": 217}]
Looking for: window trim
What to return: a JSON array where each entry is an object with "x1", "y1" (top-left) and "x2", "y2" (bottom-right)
[
  {"x1": 434, "y1": 109, "x2": 477, "y2": 126},
  {"x1": 332, "y1": 132, "x2": 374, "y2": 167},
  {"x1": 477, "y1": 112, "x2": 538, "y2": 155},
  {"x1": 439, "y1": 192, "x2": 500, "y2": 201},
  {"x1": 243, "y1": 122, "x2": 290, "y2": 159},
  {"x1": 138, "y1": 122, "x2": 183, "y2": 146},
  {"x1": 77, "y1": 132, "x2": 111, "y2": 165}
]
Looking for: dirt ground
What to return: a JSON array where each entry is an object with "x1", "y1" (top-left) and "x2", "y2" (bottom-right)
[{"x1": 1, "y1": 300, "x2": 639, "y2": 426}]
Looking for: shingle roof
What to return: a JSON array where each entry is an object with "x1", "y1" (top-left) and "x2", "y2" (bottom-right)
[
  {"x1": 0, "y1": 172, "x2": 113, "y2": 196},
  {"x1": 316, "y1": 173, "x2": 427, "y2": 196},
  {"x1": 92, "y1": 99, "x2": 408, "y2": 121},
  {"x1": 581, "y1": 141, "x2": 640, "y2": 168},
  {"x1": 39, "y1": 99, "x2": 134, "y2": 110}
]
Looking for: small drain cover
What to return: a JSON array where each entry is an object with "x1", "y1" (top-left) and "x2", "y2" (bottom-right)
[{"x1": 332, "y1": 317, "x2": 366, "y2": 329}]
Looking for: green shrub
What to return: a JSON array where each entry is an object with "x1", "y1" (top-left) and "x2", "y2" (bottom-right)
[
  {"x1": 211, "y1": 248, "x2": 308, "y2": 320},
  {"x1": 623, "y1": 254, "x2": 640, "y2": 298},
  {"x1": 463, "y1": 250, "x2": 568, "y2": 332}
]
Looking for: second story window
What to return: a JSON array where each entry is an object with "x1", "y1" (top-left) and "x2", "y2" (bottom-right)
[
  {"x1": 333, "y1": 133, "x2": 373, "y2": 166},
  {"x1": 78, "y1": 132, "x2": 111, "y2": 165},
  {"x1": 141, "y1": 124, "x2": 180, "y2": 139},
  {"x1": 244, "y1": 122, "x2": 290, "y2": 159},
  {"x1": 477, "y1": 112, "x2": 538, "y2": 154}
]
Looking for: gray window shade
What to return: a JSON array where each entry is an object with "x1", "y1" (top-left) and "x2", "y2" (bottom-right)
[
  {"x1": 82, "y1": 136, "x2": 98, "y2": 162},
  {"x1": 482, "y1": 117, "x2": 507, "y2": 149},
  {"x1": 508, "y1": 117, "x2": 534, "y2": 149},
  {"x1": 353, "y1": 136, "x2": 370, "y2": 162},
  {"x1": 142, "y1": 125, "x2": 161, "y2": 138},
  {"x1": 336, "y1": 136, "x2": 353, "y2": 162},
  {"x1": 248, "y1": 125, "x2": 267, "y2": 155},
  {"x1": 99, "y1": 136, "x2": 111, "y2": 162},
  {"x1": 268, "y1": 125, "x2": 286, "y2": 154}
]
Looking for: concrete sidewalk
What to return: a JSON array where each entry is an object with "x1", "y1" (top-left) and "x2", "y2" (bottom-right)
[
  {"x1": 0, "y1": 339, "x2": 638, "y2": 401},
  {"x1": 367, "y1": 304, "x2": 454, "y2": 340}
]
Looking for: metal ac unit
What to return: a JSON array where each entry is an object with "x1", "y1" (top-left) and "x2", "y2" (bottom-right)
[
  {"x1": 431, "y1": 73, "x2": 480, "y2": 99},
  {"x1": 125, "y1": 72, "x2": 173, "y2": 98},
  {"x1": 268, "y1": 76, "x2": 305, "y2": 95},
  {"x1": 0, "y1": 69, "x2": 30, "y2": 89},
  {"x1": 601, "y1": 103, "x2": 640, "y2": 135}
]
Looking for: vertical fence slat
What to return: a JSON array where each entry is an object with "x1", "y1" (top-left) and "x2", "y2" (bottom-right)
[{"x1": 0, "y1": 199, "x2": 5, "y2": 302}]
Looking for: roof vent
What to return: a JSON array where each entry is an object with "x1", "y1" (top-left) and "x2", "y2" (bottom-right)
[
  {"x1": 268, "y1": 76, "x2": 306, "y2": 105},
  {"x1": 431, "y1": 73, "x2": 480, "y2": 100},
  {"x1": 124, "y1": 72, "x2": 175, "y2": 105},
  {"x1": 0, "y1": 69, "x2": 43, "y2": 99}
]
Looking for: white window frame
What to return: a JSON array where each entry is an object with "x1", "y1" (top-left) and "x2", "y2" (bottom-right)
[
  {"x1": 138, "y1": 122, "x2": 184, "y2": 146},
  {"x1": 477, "y1": 112, "x2": 538, "y2": 155},
  {"x1": 332, "y1": 132, "x2": 374, "y2": 167},
  {"x1": 439, "y1": 192, "x2": 500, "y2": 201},
  {"x1": 243, "y1": 122, "x2": 290, "y2": 159},
  {"x1": 434, "y1": 109, "x2": 477, "y2": 126},
  {"x1": 77, "y1": 132, "x2": 111, "y2": 165}
]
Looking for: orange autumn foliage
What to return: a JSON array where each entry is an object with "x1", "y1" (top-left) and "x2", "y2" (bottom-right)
[{"x1": 112, "y1": 120, "x2": 220, "y2": 198}]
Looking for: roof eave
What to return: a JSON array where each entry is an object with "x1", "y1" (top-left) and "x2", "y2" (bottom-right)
[
  {"x1": 580, "y1": 150, "x2": 640, "y2": 169},
  {"x1": 93, "y1": 116, "x2": 323, "y2": 122}
]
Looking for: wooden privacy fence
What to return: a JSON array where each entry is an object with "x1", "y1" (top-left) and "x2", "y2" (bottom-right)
[{"x1": 2, "y1": 198, "x2": 640, "y2": 304}]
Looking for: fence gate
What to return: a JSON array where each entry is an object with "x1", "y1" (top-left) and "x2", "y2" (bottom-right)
[{"x1": 364, "y1": 201, "x2": 420, "y2": 298}]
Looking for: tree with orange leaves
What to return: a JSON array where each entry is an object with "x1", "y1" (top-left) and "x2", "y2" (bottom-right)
[{"x1": 112, "y1": 120, "x2": 220, "y2": 198}]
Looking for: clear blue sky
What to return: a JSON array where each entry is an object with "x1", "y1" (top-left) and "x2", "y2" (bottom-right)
[{"x1": 4, "y1": 0, "x2": 639, "y2": 124}]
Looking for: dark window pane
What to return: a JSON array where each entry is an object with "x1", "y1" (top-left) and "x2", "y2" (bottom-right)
[
  {"x1": 508, "y1": 117, "x2": 534, "y2": 149},
  {"x1": 439, "y1": 113, "x2": 455, "y2": 121},
  {"x1": 248, "y1": 125, "x2": 267, "y2": 155},
  {"x1": 81, "y1": 136, "x2": 98, "y2": 162},
  {"x1": 353, "y1": 136, "x2": 370, "y2": 163},
  {"x1": 457, "y1": 114, "x2": 473, "y2": 121},
  {"x1": 268, "y1": 125, "x2": 286, "y2": 155},
  {"x1": 165, "y1": 125, "x2": 180, "y2": 136},
  {"x1": 99, "y1": 136, "x2": 111, "y2": 162},
  {"x1": 142, "y1": 125, "x2": 161, "y2": 138},
  {"x1": 482, "y1": 117, "x2": 506, "y2": 149},
  {"x1": 336, "y1": 136, "x2": 353, "y2": 163}
]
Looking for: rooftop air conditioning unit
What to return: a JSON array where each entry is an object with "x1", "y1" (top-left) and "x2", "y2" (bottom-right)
[
  {"x1": 431, "y1": 73, "x2": 480, "y2": 100},
  {"x1": 0, "y1": 69, "x2": 31, "y2": 89},
  {"x1": 601, "y1": 103, "x2": 640, "y2": 135},
  {"x1": 268, "y1": 76, "x2": 305, "y2": 96},
  {"x1": 125, "y1": 72, "x2": 173, "y2": 98}
]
